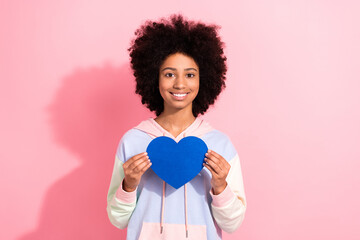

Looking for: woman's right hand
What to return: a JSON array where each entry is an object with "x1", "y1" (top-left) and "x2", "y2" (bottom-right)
[{"x1": 122, "y1": 152, "x2": 152, "y2": 192}]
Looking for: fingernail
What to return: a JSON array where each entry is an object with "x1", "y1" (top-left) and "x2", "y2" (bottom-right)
[
  {"x1": 144, "y1": 152, "x2": 148, "y2": 155},
  {"x1": 205, "y1": 153, "x2": 208, "y2": 156}
]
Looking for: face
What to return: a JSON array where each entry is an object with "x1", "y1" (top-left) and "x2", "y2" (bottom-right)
[{"x1": 158, "y1": 52, "x2": 200, "y2": 114}]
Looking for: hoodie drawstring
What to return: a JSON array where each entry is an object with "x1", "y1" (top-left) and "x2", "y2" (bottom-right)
[
  {"x1": 183, "y1": 133, "x2": 189, "y2": 238},
  {"x1": 161, "y1": 132, "x2": 166, "y2": 234},
  {"x1": 160, "y1": 132, "x2": 189, "y2": 238},
  {"x1": 160, "y1": 181, "x2": 165, "y2": 234},
  {"x1": 184, "y1": 183, "x2": 188, "y2": 238}
]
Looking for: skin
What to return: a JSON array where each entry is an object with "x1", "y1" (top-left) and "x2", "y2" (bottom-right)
[{"x1": 123, "y1": 52, "x2": 230, "y2": 194}]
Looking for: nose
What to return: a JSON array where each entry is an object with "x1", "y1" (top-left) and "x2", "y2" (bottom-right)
[{"x1": 173, "y1": 75, "x2": 186, "y2": 89}]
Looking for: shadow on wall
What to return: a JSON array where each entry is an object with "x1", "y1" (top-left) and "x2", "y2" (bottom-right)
[{"x1": 18, "y1": 63, "x2": 153, "y2": 239}]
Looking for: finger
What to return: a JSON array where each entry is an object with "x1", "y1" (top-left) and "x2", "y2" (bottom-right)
[
  {"x1": 133, "y1": 157, "x2": 152, "y2": 173},
  {"x1": 132, "y1": 152, "x2": 148, "y2": 161},
  {"x1": 205, "y1": 153, "x2": 223, "y2": 172},
  {"x1": 203, "y1": 162, "x2": 218, "y2": 177},
  {"x1": 140, "y1": 161, "x2": 152, "y2": 173},
  {"x1": 125, "y1": 155, "x2": 148, "y2": 170},
  {"x1": 207, "y1": 150, "x2": 227, "y2": 169},
  {"x1": 204, "y1": 157, "x2": 222, "y2": 174},
  {"x1": 208, "y1": 150, "x2": 223, "y2": 160},
  {"x1": 131, "y1": 161, "x2": 152, "y2": 179},
  {"x1": 124, "y1": 152, "x2": 148, "y2": 167},
  {"x1": 210, "y1": 150, "x2": 231, "y2": 171},
  {"x1": 127, "y1": 156, "x2": 150, "y2": 171}
]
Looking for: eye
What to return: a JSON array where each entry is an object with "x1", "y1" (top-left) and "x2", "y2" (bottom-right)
[
  {"x1": 186, "y1": 73, "x2": 195, "y2": 78},
  {"x1": 165, "y1": 72, "x2": 175, "y2": 78}
]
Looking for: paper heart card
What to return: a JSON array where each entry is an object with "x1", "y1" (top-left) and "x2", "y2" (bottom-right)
[{"x1": 146, "y1": 136, "x2": 208, "y2": 189}]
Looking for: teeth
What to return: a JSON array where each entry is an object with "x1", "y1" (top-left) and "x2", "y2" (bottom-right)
[{"x1": 173, "y1": 93, "x2": 187, "y2": 97}]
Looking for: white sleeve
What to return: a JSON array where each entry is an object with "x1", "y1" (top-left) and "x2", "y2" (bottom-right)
[
  {"x1": 106, "y1": 143, "x2": 137, "y2": 229},
  {"x1": 210, "y1": 154, "x2": 247, "y2": 233}
]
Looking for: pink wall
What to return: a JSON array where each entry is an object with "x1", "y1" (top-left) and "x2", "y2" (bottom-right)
[{"x1": 1, "y1": 0, "x2": 359, "y2": 239}]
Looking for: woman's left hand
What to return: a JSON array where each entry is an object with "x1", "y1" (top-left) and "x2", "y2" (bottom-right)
[{"x1": 203, "y1": 149, "x2": 231, "y2": 195}]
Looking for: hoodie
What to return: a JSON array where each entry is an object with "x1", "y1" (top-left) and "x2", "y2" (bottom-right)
[{"x1": 107, "y1": 118, "x2": 247, "y2": 240}]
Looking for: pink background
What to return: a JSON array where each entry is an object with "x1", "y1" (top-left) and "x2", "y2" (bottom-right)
[{"x1": 1, "y1": 0, "x2": 359, "y2": 239}]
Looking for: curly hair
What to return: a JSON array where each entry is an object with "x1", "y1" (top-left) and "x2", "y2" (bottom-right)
[{"x1": 128, "y1": 14, "x2": 227, "y2": 117}]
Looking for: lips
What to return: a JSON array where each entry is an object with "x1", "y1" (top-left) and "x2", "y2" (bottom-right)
[{"x1": 170, "y1": 92, "x2": 189, "y2": 100}]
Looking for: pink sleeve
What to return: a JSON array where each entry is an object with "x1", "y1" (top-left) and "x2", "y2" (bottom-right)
[
  {"x1": 115, "y1": 179, "x2": 137, "y2": 204},
  {"x1": 209, "y1": 184, "x2": 236, "y2": 207},
  {"x1": 210, "y1": 154, "x2": 247, "y2": 233}
]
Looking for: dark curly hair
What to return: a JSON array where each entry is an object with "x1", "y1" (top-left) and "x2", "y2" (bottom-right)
[{"x1": 128, "y1": 14, "x2": 227, "y2": 117}]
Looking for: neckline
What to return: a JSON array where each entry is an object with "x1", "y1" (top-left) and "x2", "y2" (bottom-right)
[{"x1": 149, "y1": 117, "x2": 201, "y2": 140}]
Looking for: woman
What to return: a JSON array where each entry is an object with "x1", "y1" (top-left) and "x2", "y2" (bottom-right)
[{"x1": 107, "y1": 14, "x2": 247, "y2": 240}]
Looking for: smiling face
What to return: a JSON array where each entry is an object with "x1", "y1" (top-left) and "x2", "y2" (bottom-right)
[{"x1": 158, "y1": 52, "x2": 200, "y2": 115}]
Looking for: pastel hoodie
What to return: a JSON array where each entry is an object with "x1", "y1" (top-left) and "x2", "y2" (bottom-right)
[{"x1": 107, "y1": 118, "x2": 247, "y2": 240}]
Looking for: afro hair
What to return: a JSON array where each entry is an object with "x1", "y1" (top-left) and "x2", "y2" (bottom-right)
[{"x1": 128, "y1": 14, "x2": 227, "y2": 117}]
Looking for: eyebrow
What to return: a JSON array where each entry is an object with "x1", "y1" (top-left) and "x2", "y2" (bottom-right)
[{"x1": 161, "y1": 67, "x2": 198, "y2": 72}]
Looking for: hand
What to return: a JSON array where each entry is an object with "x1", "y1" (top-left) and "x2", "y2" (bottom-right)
[
  {"x1": 203, "y1": 150, "x2": 230, "y2": 195},
  {"x1": 122, "y1": 152, "x2": 152, "y2": 192}
]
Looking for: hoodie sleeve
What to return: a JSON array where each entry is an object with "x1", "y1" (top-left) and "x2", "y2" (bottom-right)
[
  {"x1": 106, "y1": 139, "x2": 137, "y2": 229},
  {"x1": 210, "y1": 153, "x2": 247, "y2": 233}
]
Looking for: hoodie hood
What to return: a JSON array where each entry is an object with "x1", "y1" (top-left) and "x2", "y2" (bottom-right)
[{"x1": 134, "y1": 117, "x2": 214, "y2": 141}]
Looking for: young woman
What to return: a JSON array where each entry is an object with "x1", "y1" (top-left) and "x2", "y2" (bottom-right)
[{"x1": 107, "y1": 14, "x2": 247, "y2": 240}]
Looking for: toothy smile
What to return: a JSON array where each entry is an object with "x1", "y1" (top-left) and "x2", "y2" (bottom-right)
[
  {"x1": 170, "y1": 92, "x2": 189, "y2": 100},
  {"x1": 171, "y1": 93, "x2": 188, "y2": 97}
]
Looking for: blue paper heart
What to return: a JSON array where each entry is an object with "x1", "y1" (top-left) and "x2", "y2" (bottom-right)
[{"x1": 146, "y1": 136, "x2": 208, "y2": 189}]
